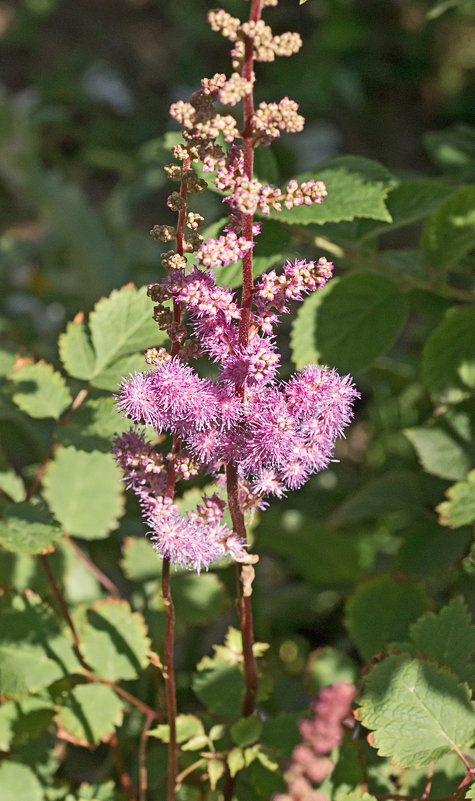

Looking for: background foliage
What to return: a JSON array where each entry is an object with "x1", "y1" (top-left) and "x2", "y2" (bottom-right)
[{"x1": 0, "y1": 0, "x2": 475, "y2": 799}]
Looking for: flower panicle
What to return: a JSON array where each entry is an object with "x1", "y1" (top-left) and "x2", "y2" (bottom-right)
[{"x1": 113, "y1": 0, "x2": 359, "y2": 574}]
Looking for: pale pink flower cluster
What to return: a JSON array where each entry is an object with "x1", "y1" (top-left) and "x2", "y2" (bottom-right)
[
  {"x1": 253, "y1": 97, "x2": 305, "y2": 144},
  {"x1": 273, "y1": 683, "x2": 356, "y2": 801},
  {"x1": 196, "y1": 231, "x2": 255, "y2": 269}
]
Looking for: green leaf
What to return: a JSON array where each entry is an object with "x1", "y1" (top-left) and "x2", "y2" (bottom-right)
[
  {"x1": 421, "y1": 187, "x2": 475, "y2": 269},
  {"x1": 231, "y1": 715, "x2": 263, "y2": 747},
  {"x1": 193, "y1": 659, "x2": 244, "y2": 720},
  {"x1": 148, "y1": 714, "x2": 204, "y2": 743},
  {"x1": 271, "y1": 156, "x2": 395, "y2": 225},
  {"x1": 57, "y1": 396, "x2": 132, "y2": 452},
  {"x1": 328, "y1": 471, "x2": 427, "y2": 527},
  {"x1": 437, "y1": 470, "x2": 475, "y2": 528},
  {"x1": 291, "y1": 273, "x2": 408, "y2": 374},
  {"x1": 90, "y1": 353, "x2": 156, "y2": 392},
  {"x1": 345, "y1": 575, "x2": 431, "y2": 661},
  {"x1": 59, "y1": 318, "x2": 95, "y2": 381},
  {"x1": 357, "y1": 653, "x2": 475, "y2": 767},
  {"x1": 0, "y1": 591, "x2": 80, "y2": 700},
  {"x1": 207, "y1": 758, "x2": 225, "y2": 791},
  {"x1": 171, "y1": 572, "x2": 230, "y2": 625},
  {"x1": 258, "y1": 510, "x2": 363, "y2": 585},
  {"x1": 120, "y1": 536, "x2": 162, "y2": 581},
  {"x1": 0, "y1": 348, "x2": 16, "y2": 378},
  {"x1": 423, "y1": 306, "x2": 475, "y2": 403},
  {"x1": 336, "y1": 791, "x2": 378, "y2": 801},
  {"x1": 227, "y1": 746, "x2": 245, "y2": 777},
  {"x1": 56, "y1": 683, "x2": 123, "y2": 746},
  {"x1": 410, "y1": 598, "x2": 475, "y2": 679},
  {"x1": 73, "y1": 599, "x2": 150, "y2": 681},
  {"x1": 75, "y1": 781, "x2": 124, "y2": 801},
  {"x1": 0, "y1": 502, "x2": 62, "y2": 554},
  {"x1": 11, "y1": 362, "x2": 72, "y2": 420},
  {"x1": 357, "y1": 179, "x2": 456, "y2": 240},
  {"x1": 89, "y1": 284, "x2": 162, "y2": 374},
  {"x1": 0, "y1": 762, "x2": 43, "y2": 801},
  {"x1": 404, "y1": 403, "x2": 475, "y2": 481},
  {"x1": 0, "y1": 701, "x2": 18, "y2": 750},
  {"x1": 43, "y1": 447, "x2": 123, "y2": 540},
  {"x1": 0, "y1": 467, "x2": 25, "y2": 503}
]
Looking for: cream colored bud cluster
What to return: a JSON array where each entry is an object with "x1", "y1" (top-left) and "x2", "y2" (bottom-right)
[
  {"x1": 218, "y1": 72, "x2": 255, "y2": 106},
  {"x1": 283, "y1": 179, "x2": 327, "y2": 210},
  {"x1": 186, "y1": 212, "x2": 205, "y2": 230},
  {"x1": 183, "y1": 232, "x2": 205, "y2": 253},
  {"x1": 253, "y1": 97, "x2": 305, "y2": 144},
  {"x1": 208, "y1": 9, "x2": 302, "y2": 69},
  {"x1": 161, "y1": 251, "x2": 188, "y2": 270}
]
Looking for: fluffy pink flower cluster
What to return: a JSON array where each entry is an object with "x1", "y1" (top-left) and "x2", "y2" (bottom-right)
[
  {"x1": 113, "y1": 1, "x2": 359, "y2": 573},
  {"x1": 113, "y1": 430, "x2": 246, "y2": 572},
  {"x1": 273, "y1": 683, "x2": 356, "y2": 801}
]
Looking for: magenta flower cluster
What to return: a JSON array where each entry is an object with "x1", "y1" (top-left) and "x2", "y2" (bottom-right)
[
  {"x1": 113, "y1": 1, "x2": 359, "y2": 573},
  {"x1": 273, "y1": 682, "x2": 356, "y2": 801}
]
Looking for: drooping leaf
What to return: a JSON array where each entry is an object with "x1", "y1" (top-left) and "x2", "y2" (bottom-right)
[
  {"x1": 437, "y1": 470, "x2": 475, "y2": 528},
  {"x1": 73, "y1": 599, "x2": 150, "y2": 681},
  {"x1": 345, "y1": 575, "x2": 431, "y2": 661},
  {"x1": 0, "y1": 502, "x2": 62, "y2": 555},
  {"x1": 11, "y1": 362, "x2": 71, "y2": 420},
  {"x1": 410, "y1": 598, "x2": 475, "y2": 679},
  {"x1": 0, "y1": 761, "x2": 43, "y2": 801},
  {"x1": 271, "y1": 156, "x2": 395, "y2": 225},
  {"x1": 291, "y1": 273, "x2": 408, "y2": 374},
  {"x1": 0, "y1": 591, "x2": 80, "y2": 700},
  {"x1": 422, "y1": 306, "x2": 475, "y2": 403},
  {"x1": 421, "y1": 186, "x2": 475, "y2": 269},
  {"x1": 56, "y1": 683, "x2": 123, "y2": 746},
  {"x1": 357, "y1": 653, "x2": 475, "y2": 767},
  {"x1": 43, "y1": 447, "x2": 123, "y2": 540}
]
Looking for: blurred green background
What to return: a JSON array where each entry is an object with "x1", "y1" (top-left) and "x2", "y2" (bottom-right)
[{"x1": 1, "y1": 0, "x2": 474, "y2": 359}]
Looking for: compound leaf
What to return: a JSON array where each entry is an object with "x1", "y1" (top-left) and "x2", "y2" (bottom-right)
[
  {"x1": 56, "y1": 683, "x2": 123, "y2": 746},
  {"x1": 43, "y1": 447, "x2": 123, "y2": 540},
  {"x1": 11, "y1": 362, "x2": 71, "y2": 420},
  {"x1": 0, "y1": 591, "x2": 80, "y2": 700},
  {"x1": 272, "y1": 156, "x2": 395, "y2": 225},
  {"x1": 0, "y1": 502, "x2": 62, "y2": 555},
  {"x1": 345, "y1": 575, "x2": 431, "y2": 661},
  {"x1": 357, "y1": 653, "x2": 475, "y2": 767},
  {"x1": 410, "y1": 598, "x2": 475, "y2": 679},
  {"x1": 74, "y1": 599, "x2": 150, "y2": 681},
  {"x1": 437, "y1": 470, "x2": 475, "y2": 528},
  {"x1": 422, "y1": 306, "x2": 475, "y2": 403},
  {"x1": 291, "y1": 273, "x2": 408, "y2": 374}
]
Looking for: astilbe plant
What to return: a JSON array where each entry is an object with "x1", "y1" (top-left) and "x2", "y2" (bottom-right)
[{"x1": 113, "y1": 0, "x2": 358, "y2": 796}]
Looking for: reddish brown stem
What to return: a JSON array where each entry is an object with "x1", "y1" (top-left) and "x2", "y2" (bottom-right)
[
  {"x1": 110, "y1": 732, "x2": 137, "y2": 801},
  {"x1": 40, "y1": 554, "x2": 83, "y2": 655},
  {"x1": 159, "y1": 156, "x2": 190, "y2": 801},
  {"x1": 138, "y1": 711, "x2": 157, "y2": 801},
  {"x1": 64, "y1": 533, "x2": 122, "y2": 597},
  {"x1": 162, "y1": 557, "x2": 178, "y2": 801}
]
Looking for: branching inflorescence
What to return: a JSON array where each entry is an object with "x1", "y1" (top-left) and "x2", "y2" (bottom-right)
[{"x1": 114, "y1": 0, "x2": 359, "y2": 574}]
